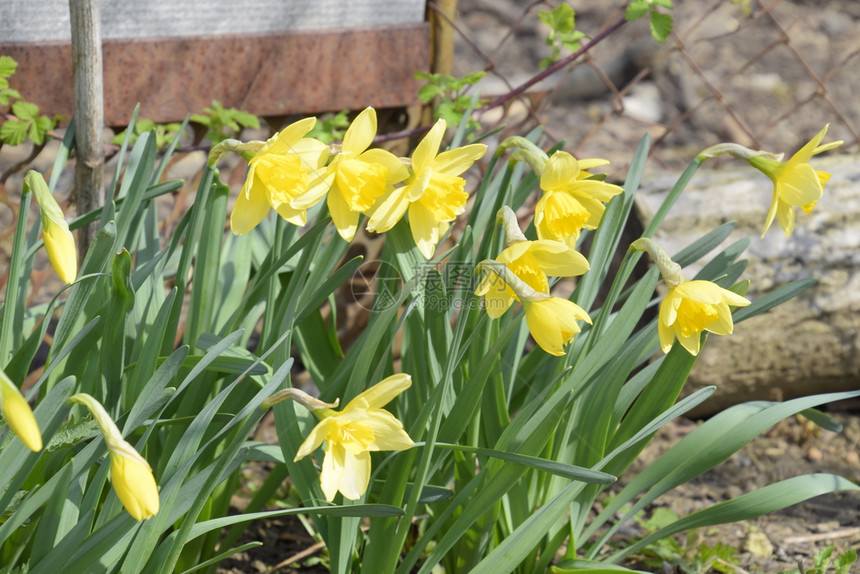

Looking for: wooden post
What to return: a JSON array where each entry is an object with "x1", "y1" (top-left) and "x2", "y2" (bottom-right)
[{"x1": 69, "y1": 0, "x2": 104, "y2": 256}]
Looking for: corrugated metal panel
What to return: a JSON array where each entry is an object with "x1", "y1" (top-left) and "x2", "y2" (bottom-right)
[
  {"x1": 2, "y1": 24, "x2": 430, "y2": 124},
  {"x1": 1, "y1": 0, "x2": 426, "y2": 42}
]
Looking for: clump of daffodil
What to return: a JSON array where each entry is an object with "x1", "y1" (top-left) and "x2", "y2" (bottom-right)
[
  {"x1": 213, "y1": 117, "x2": 330, "y2": 234},
  {"x1": 265, "y1": 374, "x2": 414, "y2": 502},
  {"x1": 0, "y1": 368, "x2": 42, "y2": 452},
  {"x1": 291, "y1": 107, "x2": 409, "y2": 242},
  {"x1": 475, "y1": 258, "x2": 592, "y2": 356},
  {"x1": 632, "y1": 238, "x2": 751, "y2": 356},
  {"x1": 475, "y1": 206, "x2": 590, "y2": 320},
  {"x1": 69, "y1": 393, "x2": 159, "y2": 520},
  {"x1": 366, "y1": 118, "x2": 487, "y2": 258},
  {"x1": 25, "y1": 171, "x2": 77, "y2": 284},
  {"x1": 698, "y1": 124, "x2": 843, "y2": 238}
]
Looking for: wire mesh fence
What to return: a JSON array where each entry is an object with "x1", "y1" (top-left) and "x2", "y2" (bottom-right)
[{"x1": 450, "y1": 0, "x2": 859, "y2": 171}]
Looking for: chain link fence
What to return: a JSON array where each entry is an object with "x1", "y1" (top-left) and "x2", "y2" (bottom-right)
[{"x1": 450, "y1": 0, "x2": 859, "y2": 171}]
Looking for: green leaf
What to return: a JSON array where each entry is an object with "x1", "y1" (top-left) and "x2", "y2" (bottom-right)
[
  {"x1": 625, "y1": 0, "x2": 650, "y2": 21},
  {"x1": 835, "y1": 549, "x2": 857, "y2": 574},
  {"x1": 650, "y1": 11, "x2": 673, "y2": 42},
  {"x1": 11, "y1": 100, "x2": 38, "y2": 120},
  {"x1": 539, "y1": 3, "x2": 575, "y2": 33},
  {"x1": 654, "y1": 0, "x2": 673, "y2": 9},
  {"x1": 0, "y1": 118, "x2": 29, "y2": 145},
  {"x1": 0, "y1": 56, "x2": 17, "y2": 77},
  {"x1": 614, "y1": 474, "x2": 859, "y2": 561}
]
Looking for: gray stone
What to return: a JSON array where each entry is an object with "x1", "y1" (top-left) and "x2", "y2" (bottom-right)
[{"x1": 635, "y1": 153, "x2": 860, "y2": 417}]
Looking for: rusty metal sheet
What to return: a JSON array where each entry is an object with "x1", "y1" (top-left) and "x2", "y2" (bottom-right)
[{"x1": 1, "y1": 23, "x2": 429, "y2": 125}]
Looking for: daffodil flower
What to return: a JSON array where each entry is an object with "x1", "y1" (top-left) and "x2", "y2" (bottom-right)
[
  {"x1": 658, "y1": 280, "x2": 751, "y2": 356},
  {"x1": 273, "y1": 374, "x2": 414, "y2": 502},
  {"x1": 366, "y1": 119, "x2": 487, "y2": 258},
  {"x1": 69, "y1": 393, "x2": 160, "y2": 520},
  {"x1": 25, "y1": 171, "x2": 77, "y2": 284},
  {"x1": 632, "y1": 238, "x2": 751, "y2": 356},
  {"x1": 475, "y1": 259, "x2": 592, "y2": 356},
  {"x1": 745, "y1": 124, "x2": 843, "y2": 237},
  {"x1": 535, "y1": 151, "x2": 623, "y2": 248},
  {"x1": 0, "y1": 368, "x2": 42, "y2": 452},
  {"x1": 230, "y1": 117, "x2": 330, "y2": 234},
  {"x1": 475, "y1": 207, "x2": 589, "y2": 319},
  {"x1": 292, "y1": 108, "x2": 409, "y2": 242}
]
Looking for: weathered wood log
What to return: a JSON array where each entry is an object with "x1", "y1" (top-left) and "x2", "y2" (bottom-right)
[{"x1": 635, "y1": 153, "x2": 860, "y2": 417}]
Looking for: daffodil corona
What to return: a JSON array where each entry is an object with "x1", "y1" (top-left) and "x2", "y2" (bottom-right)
[
  {"x1": 535, "y1": 151, "x2": 624, "y2": 248},
  {"x1": 69, "y1": 393, "x2": 160, "y2": 520},
  {"x1": 367, "y1": 119, "x2": 487, "y2": 258},
  {"x1": 292, "y1": 107, "x2": 409, "y2": 242},
  {"x1": 0, "y1": 369, "x2": 42, "y2": 452},
  {"x1": 230, "y1": 117, "x2": 330, "y2": 234},
  {"x1": 273, "y1": 374, "x2": 414, "y2": 502}
]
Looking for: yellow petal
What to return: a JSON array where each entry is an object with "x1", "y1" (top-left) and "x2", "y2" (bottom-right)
[
  {"x1": 523, "y1": 297, "x2": 590, "y2": 356},
  {"x1": 787, "y1": 124, "x2": 828, "y2": 166},
  {"x1": 432, "y1": 143, "x2": 487, "y2": 177},
  {"x1": 342, "y1": 107, "x2": 376, "y2": 155},
  {"x1": 0, "y1": 373, "x2": 42, "y2": 452},
  {"x1": 409, "y1": 201, "x2": 443, "y2": 259},
  {"x1": 776, "y1": 164, "x2": 823, "y2": 207},
  {"x1": 761, "y1": 190, "x2": 780, "y2": 237},
  {"x1": 676, "y1": 329, "x2": 702, "y2": 356},
  {"x1": 362, "y1": 410, "x2": 414, "y2": 451},
  {"x1": 263, "y1": 117, "x2": 317, "y2": 156},
  {"x1": 338, "y1": 449, "x2": 371, "y2": 501},
  {"x1": 295, "y1": 417, "x2": 336, "y2": 461},
  {"x1": 526, "y1": 240, "x2": 590, "y2": 277},
  {"x1": 569, "y1": 180, "x2": 624, "y2": 203},
  {"x1": 347, "y1": 373, "x2": 412, "y2": 411},
  {"x1": 540, "y1": 151, "x2": 579, "y2": 192},
  {"x1": 109, "y1": 449, "x2": 159, "y2": 520},
  {"x1": 274, "y1": 203, "x2": 307, "y2": 227},
  {"x1": 320, "y1": 441, "x2": 347, "y2": 502},
  {"x1": 776, "y1": 199, "x2": 795, "y2": 237},
  {"x1": 358, "y1": 148, "x2": 410, "y2": 185},
  {"x1": 230, "y1": 170, "x2": 271, "y2": 235},
  {"x1": 291, "y1": 169, "x2": 334, "y2": 210},
  {"x1": 412, "y1": 119, "x2": 446, "y2": 173},
  {"x1": 366, "y1": 185, "x2": 411, "y2": 233},
  {"x1": 327, "y1": 189, "x2": 360, "y2": 242}
]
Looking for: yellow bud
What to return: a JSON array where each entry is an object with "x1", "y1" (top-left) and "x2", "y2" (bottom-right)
[{"x1": 0, "y1": 369, "x2": 42, "y2": 452}]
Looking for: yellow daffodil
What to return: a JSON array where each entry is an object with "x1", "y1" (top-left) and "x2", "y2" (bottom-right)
[
  {"x1": 534, "y1": 151, "x2": 623, "y2": 248},
  {"x1": 475, "y1": 259, "x2": 591, "y2": 356},
  {"x1": 69, "y1": 393, "x2": 159, "y2": 520},
  {"x1": 273, "y1": 374, "x2": 414, "y2": 501},
  {"x1": 658, "y1": 280, "x2": 751, "y2": 356},
  {"x1": 366, "y1": 119, "x2": 487, "y2": 258},
  {"x1": 475, "y1": 207, "x2": 589, "y2": 319},
  {"x1": 0, "y1": 368, "x2": 42, "y2": 451},
  {"x1": 230, "y1": 117, "x2": 330, "y2": 234},
  {"x1": 631, "y1": 238, "x2": 751, "y2": 356},
  {"x1": 25, "y1": 171, "x2": 77, "y2": 284},
  {"x1": 292, "y1": 108, "x2": 409, "y2": 242},
  {"x1": 745, "y1": 124, "x2": 843, "y2": 237}
]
